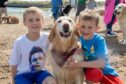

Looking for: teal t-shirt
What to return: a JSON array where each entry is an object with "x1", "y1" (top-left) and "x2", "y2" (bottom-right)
[{"x1": 80, "y1": 33, "x2": 118, "y2": 76}]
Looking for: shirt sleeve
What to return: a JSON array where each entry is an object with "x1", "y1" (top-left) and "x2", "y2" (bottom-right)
[
  {"x1": 42, "y1": 32, "x2": 49, "y2": 54},
  {"x1": 9, "y1": 40, "x2": 21, "y2": 66},
  {"x1": 94, "y1": 36, "x2": 108, "y2": 60}
]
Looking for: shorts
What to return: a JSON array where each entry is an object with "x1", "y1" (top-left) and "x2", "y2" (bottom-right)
[
  {"x1": 76, "y1": 4, "x2": 86, "y2": 16},
  {"x1": 0, "y1": 7, "x2": 7, "y2": 16},
  {"x1": 14, "y1": 70, "x2": 53, "y2": 84},
  {"x1": 85, "y1": 68, "x2": 123, "y2": 84}
]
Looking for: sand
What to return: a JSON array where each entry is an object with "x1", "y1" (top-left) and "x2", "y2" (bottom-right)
[{"x1": 0, "y1": 16, "x2": 126, "y2": 84}]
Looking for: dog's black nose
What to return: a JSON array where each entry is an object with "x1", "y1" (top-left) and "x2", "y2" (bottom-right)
[
  {"x1": 114, "y1": 10, "x2": 117, "y2": 14},
  {"x1": 114, "y1": 10, "x2": 120, "y2": 15},
  {"x1": 63, "y1": 23, "x2": 69, "y2": 32}
]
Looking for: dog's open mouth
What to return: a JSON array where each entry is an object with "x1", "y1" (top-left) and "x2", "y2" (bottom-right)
[
  {"x1": 115, "y1": 11, "x2": 121, "y2": 15},
  {"x1": 116, "y1": 12, "x2": 121, "y2": 15},
  {"x1": 60, "y1": 32, "x2": 71, "y2": 38}
]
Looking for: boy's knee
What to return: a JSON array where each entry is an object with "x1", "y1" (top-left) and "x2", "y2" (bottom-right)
[
  {"x1": 85, "y1": 68, "x2": 103, "y2": 82},
  {"x1": 43, "y1": 76, "x2": 57, "y2": 84}
]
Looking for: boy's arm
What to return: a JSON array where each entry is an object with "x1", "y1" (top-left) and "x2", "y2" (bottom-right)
[
  {"x1": 65, "y1": 36, "x2": 107, "y2": 69},
  {"x1": 11, "y1": 65, "x2": 17, "y2": 84},
  {"x1": 65, "y1": 58, "x2": 106, "y2": 69},
  {"x1": 77, "y1": 58, "x2": 106, "y2": 68},
  {"x1": 9, "y1": 40, "x2": 21, "y2": 84}
]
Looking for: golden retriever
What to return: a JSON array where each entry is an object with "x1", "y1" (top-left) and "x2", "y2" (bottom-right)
[
  {"x1": 0, "y1": 16, "x2": 19, "y2": 24},
  {"x1": 115, "y1": 3, "x2": 126, "y2": 44},
  {"x1": 46, "y1": 16, "x2": 85, "y2": 84},
  {"x1": 10, "y1": 16, "x2": 19, "y2": 24}
]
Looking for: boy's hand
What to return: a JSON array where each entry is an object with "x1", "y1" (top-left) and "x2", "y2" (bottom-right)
[
  {"x1": 11, "y1": 79, "x2": 14, "y2": 84},
  {"x1": 63, "y1": 58, "x2": 80, "y2": 70}
]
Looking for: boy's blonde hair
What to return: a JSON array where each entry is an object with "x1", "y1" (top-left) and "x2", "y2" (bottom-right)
[
  {"x1": 78, "y1": 10, "x2": 100, "y2": 26},
  {"x1": 23, "y1": 6, "x2": 43, "y2": 21}
]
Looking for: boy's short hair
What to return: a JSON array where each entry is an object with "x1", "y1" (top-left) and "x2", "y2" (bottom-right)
[
  {"x1": 78, "y1": 10, "x2": 100, "y2": 26},
  {"x1": 23, "y1": 6, "x2": 43, "y2": 21}
]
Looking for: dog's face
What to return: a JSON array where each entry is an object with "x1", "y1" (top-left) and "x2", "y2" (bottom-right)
[
  {"x1": 49, "y1": 16, "x2": 80, "y2": 42},
  {"x1": 115, "y1": 3, "x2": 126, "y2": 18},
  {"x1": 56, "y1": 16, "x2": 75, "y2": 38}
]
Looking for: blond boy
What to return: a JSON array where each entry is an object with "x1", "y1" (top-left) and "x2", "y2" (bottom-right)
[
  {"x1": 65, "y1": 10, "x2": 123, "y2": 84},
  {"x1": 9, "y1": 7, "x2": 57, "y2": 84}
]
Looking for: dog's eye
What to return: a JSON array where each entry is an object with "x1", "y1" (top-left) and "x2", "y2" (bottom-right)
[
  {"x1": 58, "y1": 20, "x2": 62, "y2": 23},
  {"x1": 68, "y1": 20, "x2": 72, "y2": 22}
]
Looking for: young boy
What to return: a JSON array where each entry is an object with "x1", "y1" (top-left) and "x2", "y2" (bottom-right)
[
  {"x1": 9, "y1": 7, "x2": 57, "y2": 84},
  {"x1": 65, "y1": 10, "x2": 123, "y2": 84}
]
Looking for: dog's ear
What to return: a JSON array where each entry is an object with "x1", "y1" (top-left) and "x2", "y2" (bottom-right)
[
  {"x1": 48, "y1": 23, "x2": 57, "y2": 42},
  {"x1": 74, "y1": 25, "x2": 80, "y2": 38},
  {"x1": 123, "y1": 5, "x2": 126, "y2": 14}
]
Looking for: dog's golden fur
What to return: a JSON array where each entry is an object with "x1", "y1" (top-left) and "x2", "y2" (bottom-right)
[
  {"x1": 115, "y1": 3, "x2": 126, "y2": 44},
  {"x1": 96, "y1": 9, "x2": 104, "y2": 16},
  {"x1": 46, "y1": 16, "x2": 84, "y2": 84},
  {"x1": 10, "y1": 16, "x2": 19, "y2": 24},
  {"x1": 0, "y1": 16, "x2": 19, "y2": 24}
]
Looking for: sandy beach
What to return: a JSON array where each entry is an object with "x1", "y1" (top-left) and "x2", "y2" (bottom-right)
[{"x1": 0, "y1": 9, "x2": 126, "y2": 84}]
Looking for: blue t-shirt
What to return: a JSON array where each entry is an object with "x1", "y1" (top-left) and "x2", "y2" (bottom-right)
[{"x1": 80, "y1": 33, "x2": 118, "y2": 76}]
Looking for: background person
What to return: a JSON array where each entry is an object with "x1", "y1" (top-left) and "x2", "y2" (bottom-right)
[
  {"x1": 104, "y1": 0, "x2": 125, "y2": 36},
  {"x1": 75, "y1": 0, "x2": 87, "y2": 21},
  {"x1": 86, "y1": 0, "x2": 97, "y2": 10},
  {"x1": 0, "y1": 0, "x2": 8, "y2": 22},
  {"x1": 51, "y1": 0, "x2": 63, "y2": 21}
]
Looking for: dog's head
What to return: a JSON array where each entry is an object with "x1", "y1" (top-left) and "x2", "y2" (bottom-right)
[
  {"x1": 114, "y1": 3, "x2": 126, "y2": 18},
  {"x1": 49, "y1": 16, "x2": 79, "y2": 42},
  {"x1": 11, "y1": 16, "x2": 19, "y2": 24}
]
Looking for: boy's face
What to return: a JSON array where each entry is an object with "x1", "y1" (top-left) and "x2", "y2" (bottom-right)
[
  {"x1": 78, "y1": 19, "x2": 98, "y2": 40},
  {"x1": 23, "y1": 13, "x2": 43, "y2": 33}
]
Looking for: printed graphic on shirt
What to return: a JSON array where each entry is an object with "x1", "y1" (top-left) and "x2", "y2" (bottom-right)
[
  {"x1": 91, "y1": 46, "x2": 94, "y2": 53},
  {"x1": 29, "y1": 47, "x2": 45, "y2": 72},
  {"x1": 83, "y1": 45, "x2": 95, "y2": 61}
]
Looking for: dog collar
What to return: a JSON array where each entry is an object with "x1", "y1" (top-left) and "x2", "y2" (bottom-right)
[
  {"x1": 51, "y1": 46, "x2": 79, "y2": 67},
  {"x1": 62, "y1": 46, "x2": 79, "y2": 61}
]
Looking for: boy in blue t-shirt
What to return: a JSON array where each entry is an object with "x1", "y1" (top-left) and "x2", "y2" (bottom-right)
[{"x1": 65, "y1": 10, "x2": 123, "y2": 84}]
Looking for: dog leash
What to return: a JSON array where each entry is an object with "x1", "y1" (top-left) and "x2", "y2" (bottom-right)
[{"x1": 51, "y1": 46, "x2": 79, "y2": 67}]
